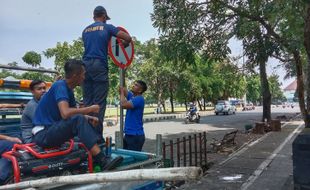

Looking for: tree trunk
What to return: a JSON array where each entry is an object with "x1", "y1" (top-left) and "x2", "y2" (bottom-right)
[
  {"x1": 156, "y1": 76, "x2": 162, "y2": 114},
  {"x1": 304, "y1": 3, "x2": 310, "y2": 127},
  {"x1": 169, "y1": 89, "x2": 174, "y2": 113},
  {"x1": 293, "y1": 50, "x2": 307, "y2": 125},
  {"x1": 203, "y1": 98, "x2": 206, "y2": 111},
  {"x1": 307, "y1": 58, "x2": 310, "y2": 127},
  {"x1": 259, "y1": 60, "x2": 271, "y2": 122},
  {"x1": 157, "y1": 91, "x2": 162, "y2": 114},
  {"x1": 185, "y1": 99, "x2": 188, "y2": 111},
  {"x1": 162, "y1": 102, "x2": 166, "y2": 113},
  {"x1": 197, "y1": 99, "x2": 203, "y2": 111},
  {"x1": 223, "y1": 90, "x2": 228, "y2": 100}
]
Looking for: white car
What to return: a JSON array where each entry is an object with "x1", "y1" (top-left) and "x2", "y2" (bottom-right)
[{"x1": 214, "y1": 100, "x2": 236, "y2": 115}]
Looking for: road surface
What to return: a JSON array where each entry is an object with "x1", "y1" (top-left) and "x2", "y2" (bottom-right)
[{"x1": 103, "y1": 106, "x2": 300, "y2": 153}]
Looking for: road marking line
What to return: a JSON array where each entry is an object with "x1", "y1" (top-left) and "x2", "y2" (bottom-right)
[{"x1": 240, "y1": 122, "x2": 304, "y2": 190}]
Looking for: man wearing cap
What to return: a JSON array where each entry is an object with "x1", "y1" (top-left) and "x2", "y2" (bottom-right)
[{"x1": 82, "y1": 6, "x2": 132, "y2": 141}]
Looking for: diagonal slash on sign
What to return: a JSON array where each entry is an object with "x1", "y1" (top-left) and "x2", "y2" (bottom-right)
[
  {"x1": 116, "y1": 37, "x2": 130, "y2": 63},
  {"x1": 108, "y1": 26, "x2": 134, "y2": 69}
]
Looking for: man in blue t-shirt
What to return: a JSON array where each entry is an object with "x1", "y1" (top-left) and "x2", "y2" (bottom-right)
[
  {"x1": 120, "y1": 80, "x2": 147, "y2": 151},
  {"x1": 32, "y1": 59, "x2": 122, "y2": 171},
  {"x1": 82, "y1": 6, "x2": 132, "y2": 141}
]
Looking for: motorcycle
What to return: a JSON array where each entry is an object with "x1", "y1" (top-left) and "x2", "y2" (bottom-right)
[{"x1": 185, "y1": 110, "x2": 200, "y2": 124}]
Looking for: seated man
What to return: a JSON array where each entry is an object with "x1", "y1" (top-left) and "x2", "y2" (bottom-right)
[
  {"x1": 32, "y1": 59, "x2": 122, "y2": 170},
  {"x1": 120, "y1": 80, "x2": 147, "y2": 151},
  {"x1": 0, "y1": 134, "x2": 22, "y2": 184},
  {"x1": 21, "y1": 80, "x2": 46, "y2": 143}
]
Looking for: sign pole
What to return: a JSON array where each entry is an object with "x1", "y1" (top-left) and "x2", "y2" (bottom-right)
[
  {"x1": 119, "y1": 68, "x2": 125, "y2": 148},
  {"x1": 108, "y1": 26, "x2": 135, "y2": 149}
]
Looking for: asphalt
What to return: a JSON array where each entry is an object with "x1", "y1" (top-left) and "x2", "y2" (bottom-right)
[
  {"x1": 104, "y1": 110, "x2": 213, "y2": 126},
  {"x1": 180, "y1": 120, "x2": 303, "y2": 190}
]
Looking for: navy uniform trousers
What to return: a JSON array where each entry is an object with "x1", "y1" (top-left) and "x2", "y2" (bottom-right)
[
  {"x1": 33, "y1": 115, "x2": 99, "y2": 150},
  {"x1": 83, "y1": 59, "x2": 109, "y2": 142}
]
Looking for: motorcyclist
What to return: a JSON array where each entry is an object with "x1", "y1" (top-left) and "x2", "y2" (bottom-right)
[
  {"x1": 189, "y1": 103, "x2": 198, "y2": 116},
  {"x1": 185, "y1": 102, "x2": 200, "y2": 124}
]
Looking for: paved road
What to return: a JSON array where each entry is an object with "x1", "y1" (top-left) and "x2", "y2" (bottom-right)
[{"x1": 103, "y1": 106, "x2": 300, "y2": 153}]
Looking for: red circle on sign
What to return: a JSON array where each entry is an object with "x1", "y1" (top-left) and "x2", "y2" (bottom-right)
[{"x1": 108, "y1": 27, "x2": 134, "y2": 69}]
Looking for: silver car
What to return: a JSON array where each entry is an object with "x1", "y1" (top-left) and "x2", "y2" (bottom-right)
[{"x1": 214, "y1": 100, "x2": 236, "y2": 115}]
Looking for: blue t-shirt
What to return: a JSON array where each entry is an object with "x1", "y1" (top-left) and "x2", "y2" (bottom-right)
[
  {"x1": 124, "y1": 91, "x2": 145, "y2": 135},
  {"x1": 33, "y1": 80, "x2": 76, "y2": 126},
  {"x1": 82, "y1": 21, "x2": 119, "y2": 63}
]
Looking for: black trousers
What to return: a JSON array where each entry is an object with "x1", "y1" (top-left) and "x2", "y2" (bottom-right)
[{"x1": 123, "y1": 134, "x2": 145, "y2": 151}]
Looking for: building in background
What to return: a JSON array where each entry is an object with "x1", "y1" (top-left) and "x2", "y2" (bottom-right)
[{"x1": 283, "y1": 80, "x2": 297, "y2": 102}]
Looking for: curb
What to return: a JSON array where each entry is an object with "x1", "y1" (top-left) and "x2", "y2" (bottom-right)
[
  {"x1": 143, "y1": 111, "x2": 212, "y2": 123},
  {"x1": 143, "y1": 115, "x2": 177, "y2": 123},
  {"x1": 103, "y1": 111, "x2": 213, "y2": 127}
]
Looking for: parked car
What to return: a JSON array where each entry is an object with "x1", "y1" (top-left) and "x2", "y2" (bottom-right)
[
  {"x1": 242, "y1": 103, "x2": 255, "y2": 111},
  {"x1": 214, "y1": 100, "x2": 236, "y2": 115}
]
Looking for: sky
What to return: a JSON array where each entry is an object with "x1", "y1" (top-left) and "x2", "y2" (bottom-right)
[
  {"x1": 0, "y1": 0, "x2": 294, "y2": 88},
  {"x1": 0, "y1": 0, "x2": 157, "y2": 67}
]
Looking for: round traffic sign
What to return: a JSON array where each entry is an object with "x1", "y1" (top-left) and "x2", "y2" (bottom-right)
[{"x1": 108, "y1": 27, "x2": 134, "y2": 69}]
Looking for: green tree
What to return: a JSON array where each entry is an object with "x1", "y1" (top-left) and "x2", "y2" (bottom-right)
[
  {"x1": 246, "y1": 74, "x2": 261, "y2": 104},
  {"x1": 0, "y1": 69, "x2": 21, "y2": 80},
  {"x1": 22, "y1": 51, "x2": 42, "y2": 67},
  {"x1": 0, "y1": 62, "x2": 22, "y2": 80},
  {"x1": 138, "y1": 39, "x2": 170, "y2": 111},
  {"x1": 221, "y1": 0, "x2": 306, "y2": 121},
  {"x1": 44, "y1": 39, "x2": 84, "y2": 98},
  {"x1": 268, "y1": 74, "x2": 285, "y2": 103},
  {"x1": 21, "y1": 72, "x2": 53, "y2": 82},
  {"x1": 152, "y1": 0, "x2": 306, "y2": 122},
  {"x1": 8, "y1": 62, "x2": 18, "y2": 67},
  {"x1": 176, "y1": 69, "x2": 202, "y2": 107},
  {"x1": 44, "y1": 39, "x2": 83, "y2": 74}
]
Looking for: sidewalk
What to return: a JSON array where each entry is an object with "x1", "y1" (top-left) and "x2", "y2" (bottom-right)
[{"x1": 181, "y1": 120, "x2": 304, "y2": 190}]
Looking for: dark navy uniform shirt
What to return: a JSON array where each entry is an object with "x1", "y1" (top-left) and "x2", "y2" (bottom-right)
[
  {"x1": 33, "y1": 80, "x2": 76, "y2": 127},
  {"x1": 82, "y1": 21, "x2": 119, "y2": 63}
]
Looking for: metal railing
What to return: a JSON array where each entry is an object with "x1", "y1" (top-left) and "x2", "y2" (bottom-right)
[{"x1": 162, "y1": 132, "x2": 207, "y2": 168}]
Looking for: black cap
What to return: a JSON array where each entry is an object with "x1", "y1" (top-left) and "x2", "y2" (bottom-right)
[{"x1": 93, "y1": 6, "x2": 111, "y2": 20}]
